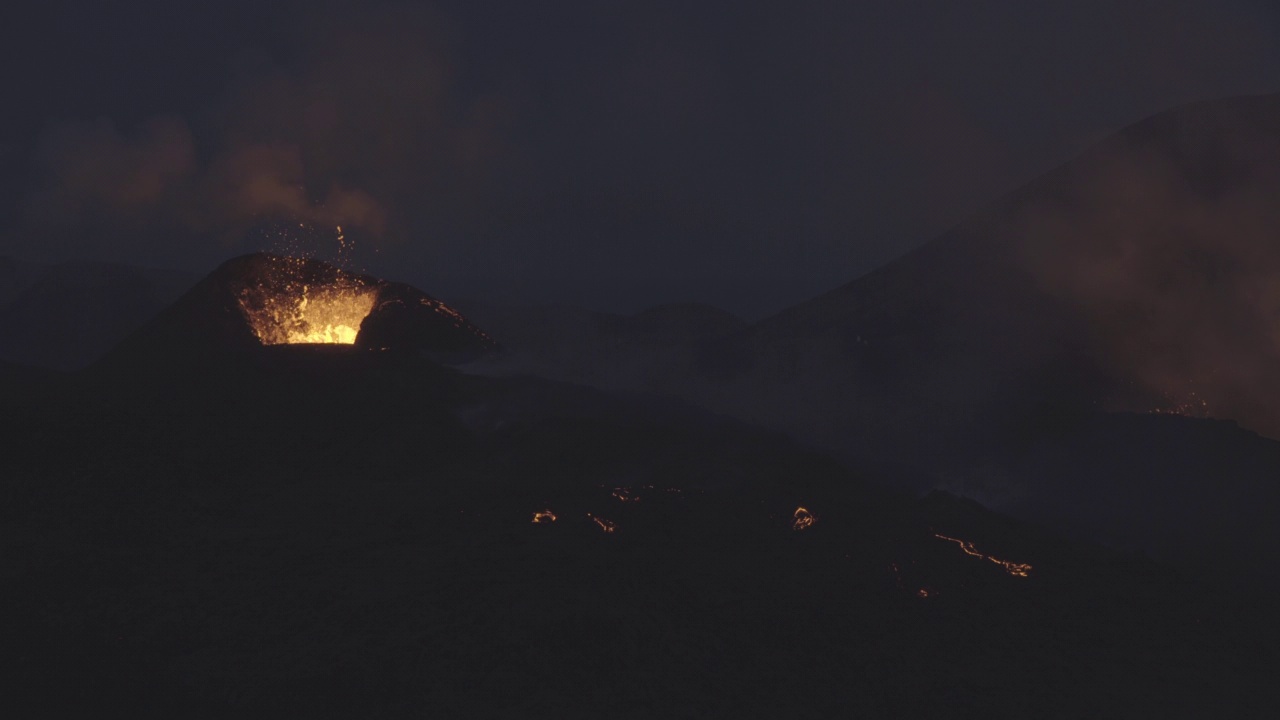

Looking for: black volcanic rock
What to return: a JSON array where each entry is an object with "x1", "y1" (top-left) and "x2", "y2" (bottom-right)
[
  {"x1": 989, "y1": 412, "x2": 1280, "y2": 579},
  {"x1": 356, "y1": 282, "x2": 497, "y2": 360},
  {"x1": 4, "y1": 334, "x2": 1277, "y2": 717},
  {"x1": 99, "y1": 253, "x2": 497, "y2": 370}
]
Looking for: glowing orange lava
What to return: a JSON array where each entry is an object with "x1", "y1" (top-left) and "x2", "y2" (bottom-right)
[
  {"x1": 587, "y1": 513, "x2": 616, "y2": 533},
  {"x1": 612, "y1": 488, "x2": 640, "y2": 503},
  {"x1": 792, "y1": 506, "x2": 816, "y2": 531},
  {"x1": 532, "y1": 510, "x2": 557, "y2": 524},
  {"x1": 934, "y1": 533, "x2": 1032, "y2": 577},
  {"x1": 237, "y1": 258, "x2": 378, "y2": 345}
]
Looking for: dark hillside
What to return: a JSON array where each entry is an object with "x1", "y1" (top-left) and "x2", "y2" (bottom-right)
[{"x1": 2, "y1": 345, "x2": 1274, "y2": 717}]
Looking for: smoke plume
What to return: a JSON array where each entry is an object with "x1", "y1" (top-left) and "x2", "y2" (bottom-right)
[
  {"x1": 20, "y1": 3, "x2": 510, "y2": 267},
  {"x1": 1011, "y1": 95, "x2": 1280, "y2": 437}
]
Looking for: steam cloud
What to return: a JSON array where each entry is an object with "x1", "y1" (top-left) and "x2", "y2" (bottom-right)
[
  {"x1": 1011, "y1": 96, "x2": 1280, "y2": 437},
  {"x1": 21, "y1": 3, "x2": 509, "y2": 265}
]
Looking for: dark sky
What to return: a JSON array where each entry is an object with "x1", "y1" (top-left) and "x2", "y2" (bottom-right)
[{"x1": 2, "y1": 0, "x2": 1279, "y2": 317}]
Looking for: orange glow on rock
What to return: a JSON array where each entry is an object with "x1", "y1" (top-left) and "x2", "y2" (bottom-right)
[
  {"x1": 934, "y1": 533, "x2": 1032, "y2": 578},
  {"x1": 532, "y1": 510, "x2": 557, "y2": 524},
  {"x1": 792, "y1": 506, "x2": 816, "y2": 531},
  {"x1": 237, "y1": 257, "x2": 378, "y2": 345},
  {"x1": 587, "y1": 513, "x2": 616, "y2": 533},
  {"x1": 611, "y1": 488, "x2": 640, "y2": 503}
]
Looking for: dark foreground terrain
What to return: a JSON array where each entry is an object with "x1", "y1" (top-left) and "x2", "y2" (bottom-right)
[{"x1": 3, "y1": 348, "x2": 1277, "y2": 718}]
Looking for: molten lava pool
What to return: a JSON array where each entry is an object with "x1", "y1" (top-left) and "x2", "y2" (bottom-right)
[{"x1": 236, "y1": 259, "x2": 379, "y2": 345}]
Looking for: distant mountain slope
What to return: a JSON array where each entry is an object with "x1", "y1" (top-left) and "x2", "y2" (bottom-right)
[
  {"x1": 457, "y1": 300, "x2": 744, "y2": 390},
  {"x1": 0, "y1": 259, "x2": 197, "y2": 370},
  {"x1": 696, "y1": 92, "x2": 1280, "y2": 461},
  {"x1": 634, "y1": 93, "x2": 1280, "y2": 581}
]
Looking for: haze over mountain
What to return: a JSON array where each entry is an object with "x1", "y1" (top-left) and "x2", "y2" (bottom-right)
[
  {"x1": 466, "y1": 93, "x2": 1280, "y2": 581},
  {"x1": 697, "y1": 92, "x2": 1280, "y2": 447},
  {"x1": 692, "y1": 93, "x2": 1280, "y2": 572}
]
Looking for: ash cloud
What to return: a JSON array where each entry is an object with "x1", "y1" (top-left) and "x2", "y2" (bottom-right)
[
  {"x1": 28, "y1": 116, "x2": 198, "y2": 225},
  {"x1": 7, "y1": 0, "x2": 1280, "y2": 315},
  {"x1": 18, "y1": 2, "x2": 510, "y2": 267},
  {"x1": 1010, "y1": 96, "x2": 1280, "y2": 437}
]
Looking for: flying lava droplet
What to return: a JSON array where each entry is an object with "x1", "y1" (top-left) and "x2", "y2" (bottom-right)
[{"x1": 792, "y1": 507, "x2": 816, "y2": 531}]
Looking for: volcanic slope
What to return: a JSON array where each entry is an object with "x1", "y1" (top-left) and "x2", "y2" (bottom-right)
[
  {"x1": 98, "y1": 253, "x2": 497, "y2": 373},
  {"x1": 3, "y1": 313, "x2": 1276, "y2": 717},
  {"x1": 667, "y1": 93, "x2": 1280, "y2": 582},
  {"x1": 697, "y1": 92, "x2": 1280, "y2": 460}
]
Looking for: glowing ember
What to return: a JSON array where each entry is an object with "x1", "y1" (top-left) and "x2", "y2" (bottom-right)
[
  {"x1": 1148, "y1": 395, "x2": 1209, "y2": 417},
  {"x1": 792, "y1": 507, "x2": 816, "y2": 531},
  {"x1": 237, "y1": 260, "x2": 378, "y2": 345},
  {"x1": 532, "y1": 510, "x2": 557, "y2": 524},
  {"x1": 587, "y1": 513, "x2": 616, "y2": 533},
  {"x1": 934, "y1": 533, "x2": 1032, "y2": 578},
  {"x1": 612, "y1": 488, "x2": 640, "y2": 503},
  {"x1": 890, "y1": 563, "x2": 903, "y2": 587},
  {"x1": 917, "y1": 588, "x2": 932, "y2": 598}
]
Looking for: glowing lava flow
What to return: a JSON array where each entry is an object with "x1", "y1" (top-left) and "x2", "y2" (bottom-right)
[
  {"x1": 587, "y1": 513, "x2": 616, "y2": 533},
  {"x1": 934, "y1": 534, "x2": 1032, "y2": 578},
  {"x1": 532, "y1": 510, "x2": 557, "y2": 524},
  {"x1": 237, "y1": 257, "x2": 379, "y2": 345},
  {"x1": 612, "y1": 488, "x2": 640, "y2": 503},
  {"x1": 792, "y1": 507, "x2": 816, "y2": 531}
]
